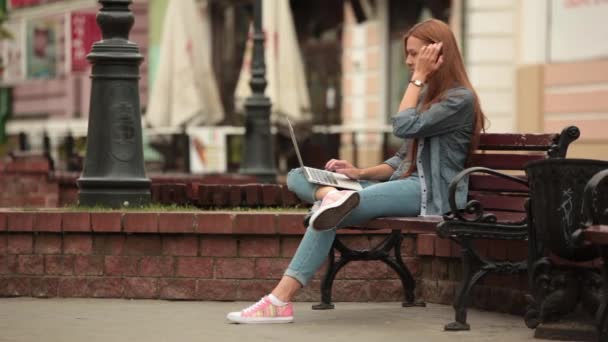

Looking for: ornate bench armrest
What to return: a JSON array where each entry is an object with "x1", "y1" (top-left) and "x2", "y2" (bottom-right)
[{"x1": 444, "y1": 167, "x2": 528, "y2": 224}]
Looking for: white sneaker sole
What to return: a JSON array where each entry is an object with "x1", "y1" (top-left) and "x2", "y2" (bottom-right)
[
  {"x1": 226, "y1": 313, "x2": 294, "y2": 324},
  {"x1": 309, "y1": 192, "x2": 360, "y2": 231}
]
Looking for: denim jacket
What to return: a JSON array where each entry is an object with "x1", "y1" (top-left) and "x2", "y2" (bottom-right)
[{"x1": 383, "y1": 86, "x2": 475, "y2": 215}]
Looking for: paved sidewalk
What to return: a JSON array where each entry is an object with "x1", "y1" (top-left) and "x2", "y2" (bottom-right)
[{"x1": 0, "y1": 298, "x2": 538, "y2": 342}]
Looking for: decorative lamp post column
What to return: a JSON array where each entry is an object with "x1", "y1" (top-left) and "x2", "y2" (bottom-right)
[
  {"x1": 239, "y1": 0, "x2": 277, "y2": 183},
  {"x1": 77, "y1": 0, "x2": 151, "y2": 208}
]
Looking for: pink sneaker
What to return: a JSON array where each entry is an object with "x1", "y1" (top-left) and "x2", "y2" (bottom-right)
[
  {"x1": 226, "y1": 296, "x2": 294, "y2": 324},
  {"x1": 309, "y1": 190, "x2": 360, "y2": 231}
]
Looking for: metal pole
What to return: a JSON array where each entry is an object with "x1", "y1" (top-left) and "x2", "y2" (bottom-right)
[
  {"x1": 238, "y1": 0, "x2": 277, "y2": 183},
  {"x1": 77, "y1": 0, "x2": 151, "y2": 208}
]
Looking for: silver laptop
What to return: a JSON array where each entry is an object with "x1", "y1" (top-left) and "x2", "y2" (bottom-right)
[{"x1": 286, "y1": 118, "x2": 362, "y2": 191}]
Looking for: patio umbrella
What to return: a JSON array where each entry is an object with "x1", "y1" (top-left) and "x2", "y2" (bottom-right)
[
  {"x1": 234, "y1": 0, "x2": 312, "y2": 124},
  {"x1": 146, "y1": 0, "x2": 224, "y2": 128}
]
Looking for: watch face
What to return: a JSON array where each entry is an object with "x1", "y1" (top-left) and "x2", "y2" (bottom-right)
[{"x1": 412, "y1": 80, "x2": 423, "y2": 87}]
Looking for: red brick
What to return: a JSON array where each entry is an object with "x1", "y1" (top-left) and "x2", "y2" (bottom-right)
[
  {"x1": 254, "y1": 258, "x2": 290, "y2": 279},
  {"x1": 159, "y1": 278, "x2": 196, "y2": 300},
  {"x1": 103, "y1": 235, "x2": 126, "y2": 255},
  {"x1": 215, "y1": 258, "x2": 255, "y2": 279},
  {"x1": 0, "y1": 234, "x2": 6, "y2": 255},
  {"x1": 124, "y1": 277, "x2": 159, "y2": 298},
  {"x1": 104, "y1": 256, "x2": 138, "y2": 276},
  {"x1": 124, "y1": 213, "x2": 158, "y2": 233},
  {"x1": 35, "y1": 234, "x2": 62, "y2": 254},
  {"x1": 64, "y1": 234, "x2": 93, "y2": 254},
  {"x1": 200, "y1": 237, "x2": 237, "y2": 257},
  {"x1": 31, "y1": 277, "x2": 59, "y2": 297},
  {"x1": 89, "y1": 278, "x2": 124, "y2": 298},
  {"x1": 437, "y1": 280, "x2": 457, "y2": 305},
  {"x1": 280, "y1": 237, "x2": 301, "y2": 257},
  {"x1": 369, "y1": 279, "x2": 403, "y2": 301},
  {"x1": 62, "y1": 212, "x2": 91, "y2": 232},
  {"x1": 239, "y1": 237, "x2": 280, "y2": 257},
  {"x1": 33, "y1": 213, "x2": 62, "y2": 232},
  {"x1": 7, "y1": 213, "x2": 34, "y2": 232},
  {"x1": 294, "y1": 280, "x2": 321, "y2": 302},
  {"x1": 91, "y1": 213, "x2": 122, "y2": 232},
  {"x1": 45, "y1": 255, "x2": 75, "y2": 275},
  {"x1": 237, "y1": 280, "x2": 276, "y2": 300},
  {"x1": 196, "y1": 279, "x2": 238, "y2": 300},
  {"x1": 158, "y1": 213, "x2": 195, "y2": 233},
  {"x1": 243, "y1": 185, "x2": 261, "y2": 206},
  {"x1": 58, "y1": 278, "x2": 89, "y2": 297},
  {"x1": 176, "y1": 257, "x2": 213, "y2": 278},
  {"x1": 417, "y1": 234, "x2": 435, "y2": 256},
  {"x1": 74, "y1": 255, "x2": 104, "y2": 275},
  {"x1": 162, "y1": 236, "x2": 198, "y2": 256},
  {"x1": 0, "y1": 277, "x2": 32, "y2": 296},
  {"x1": 196, "y1": 213, "x2": 233, "y2": 234},
  {"x1": 404, "y1": 257, "x2": 421, "y2": 277},
  {"x1": 277, "y1": 213, "x2": 306, "y2": 235},
  {"x1": 435, "y1": 236, "x2": 452, "y2": 257},
  {"x1": 0, "y1": 255, "x2": 7, "y2": 274},
  {"x1": 124, "y1": 236, "x2": 161, "y2": 255},
  {"x1": 139, "y1": 256, "x2": 174, "y2": 276},
  {"x1": 431, "y1": 258, "x2": 449, "y2": 280},
  {"x1": 343, "y1": 261, "x2": 389, "y2": 279},
  {"x1": 8, "y1": 234, "x2": 33, "y2": 254},
  {"x1": 332, "y1": 280, "x2": 369, "y2": 302},
  {"x1": 17, "y1": 255, "x2": 44, "y2": 275},
  {"x1": 233, "y1": 213, "x2": 276, "y2": 234},
  {"x1": 261, "y1": 184, "x2": 282, "y2": 206},
  {"x1": 0, "y1": 212, "x2": 7, "y2": 231}
]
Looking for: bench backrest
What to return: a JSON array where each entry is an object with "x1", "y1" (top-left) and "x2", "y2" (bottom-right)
[{"x1": 467, "y1": 126, "x2": 580, "y2": 219}]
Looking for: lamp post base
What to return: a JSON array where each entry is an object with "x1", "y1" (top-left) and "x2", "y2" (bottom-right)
[{"x1": 78, "y1": 178, "x2": 151, "y2": 208}]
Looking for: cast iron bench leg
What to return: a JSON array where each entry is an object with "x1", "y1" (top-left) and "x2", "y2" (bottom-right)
[
  {"x1": 313, "y1": 230, "x2": 425, "y2": 310},
  {"x1": 445, "y1": 239, "x2": 486, "y2": 331}
]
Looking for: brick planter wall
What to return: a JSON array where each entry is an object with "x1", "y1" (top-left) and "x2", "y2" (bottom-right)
[{"x1": 0, "y1": 209, "x2": 529, "y2": 315}]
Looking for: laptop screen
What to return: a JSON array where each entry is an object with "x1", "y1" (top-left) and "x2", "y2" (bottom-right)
[{"x1": 286, "y1": 118, "x2": 305, "y2": 168}]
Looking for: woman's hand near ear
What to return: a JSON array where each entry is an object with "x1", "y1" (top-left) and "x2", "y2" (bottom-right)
[{"x1": 412, "y1": 42, "x2": 444, "y2": 82}]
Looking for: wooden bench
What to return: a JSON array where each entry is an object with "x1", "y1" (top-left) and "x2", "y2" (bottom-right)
[
  {"x1": 312, "y1": 126, "x2": 581, "y2": 330},
  {"x1": 579, "y1": 169, "x2": 608, "y2": 341}
]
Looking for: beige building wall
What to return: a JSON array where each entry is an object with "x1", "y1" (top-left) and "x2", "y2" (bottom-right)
[
  {"x1": 339, "y1": 2, "x2": 386, "y2": 168},
  {"x1": 465, "y1": 0, "x2": 518, "y2": 133},
  {"x1": 515, "y1": 0, "x2": 608, "y2": 159}
]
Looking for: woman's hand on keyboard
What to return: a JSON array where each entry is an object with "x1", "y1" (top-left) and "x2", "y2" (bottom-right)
[
  {"x1": 325, "y1": 159, "x2": 355, "y2": 172},
  {"x1": 334, "y1": 167, "x2": 362, "y2": 180}
]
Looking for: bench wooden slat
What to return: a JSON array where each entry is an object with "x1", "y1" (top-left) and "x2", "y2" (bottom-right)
[
  {"x1": 470, "y1": 153, "x2": 547, "y2": 170},
  {"x1": 583, "y1": 225, "x2": 608, "y2": 245},
  {"x1": 468, "y1": 192, "x2": 528, "y2": 212},
  {"x1": 479, "y1": 133, "x2": 557, "y2": 150},
  {"x1": 469, "y1": 175, "x2": 528, "y2": 193}
]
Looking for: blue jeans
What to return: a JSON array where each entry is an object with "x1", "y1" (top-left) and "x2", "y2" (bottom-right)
[{"x1": 284, "y1": 168, "x2": 421, "y2": 286}]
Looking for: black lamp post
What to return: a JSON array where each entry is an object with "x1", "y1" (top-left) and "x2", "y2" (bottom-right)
[
  {"x1": 239, "y1": 0, "x2": 277, "y2": 183},
  {"x1": 77, "y1": 0, "x2": 151, "y2": 208}
]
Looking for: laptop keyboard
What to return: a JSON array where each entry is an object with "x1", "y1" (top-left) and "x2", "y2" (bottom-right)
[{"x1": 308, "y1": 168, "x2": 339, "y2": 185}]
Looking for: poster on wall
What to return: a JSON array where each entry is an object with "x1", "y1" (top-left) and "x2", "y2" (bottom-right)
[
  {"x1": 550, "y1": 0, "x2": 608, "y2": 62},
  {"x1": 70, "y1": 11, "x2": 101, "y2": 72},
  {"x1": 189, "y1": 127, "x2": 228, "y2": 174},
  {"x1": 1, "y1": 21, "x2": 25, "y2": 84},
  {"x1": 25, "y1": 17, "x2": 60, "y2": 79}
]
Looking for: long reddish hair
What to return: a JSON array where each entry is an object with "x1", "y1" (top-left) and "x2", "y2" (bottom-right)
[{"x1": 404, "y1": 19, "x2": 486, "y2": 163}]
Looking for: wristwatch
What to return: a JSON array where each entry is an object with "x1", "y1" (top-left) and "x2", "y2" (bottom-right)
[{"x1": 410, "y1": 79, "x2": 424, "y2": 87}]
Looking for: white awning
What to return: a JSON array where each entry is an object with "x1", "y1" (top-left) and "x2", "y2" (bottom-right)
[{"x1": 146, "y1": 0, "x2": 224, "y2": 128}]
